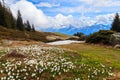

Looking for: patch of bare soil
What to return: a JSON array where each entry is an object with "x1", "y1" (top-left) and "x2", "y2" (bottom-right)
[{"x1": 7, "y1": 50, "x2": 26, "y2": 58}]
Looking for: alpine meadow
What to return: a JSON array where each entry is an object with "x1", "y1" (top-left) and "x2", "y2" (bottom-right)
[{"x1": 0, "y1": 0, "x2": 120, "y2": 80}]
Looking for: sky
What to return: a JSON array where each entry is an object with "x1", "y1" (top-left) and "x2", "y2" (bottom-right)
[{"x1": 1, "y1": 0, "x2": 120, "y2": 34}]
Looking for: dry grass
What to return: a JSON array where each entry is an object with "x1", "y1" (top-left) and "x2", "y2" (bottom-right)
[
  {"x1": 0, "y1": 26, "x2": 65, "y2": 42},
  {"x1": 10, "y1": 40, "x2": 46, "y2": 46}
]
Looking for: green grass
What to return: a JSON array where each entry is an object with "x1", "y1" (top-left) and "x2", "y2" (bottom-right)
[
  {"x1": 63, "y1": 51, "x2": 113, "y2": 80},
  {"x1": 79, "y1": 46, "x2": 120, "y2": 70},
  {"x1": 59, "y1": 43, "x2": 120, "y2": 71}
]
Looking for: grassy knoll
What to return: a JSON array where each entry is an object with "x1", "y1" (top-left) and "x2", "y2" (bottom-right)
[
  {"x1": 0, "y1": 26, "x2": 71, "y2": 42},
  {"x1": 59, "y1": 43, "x2": 120, "y2": 70}
]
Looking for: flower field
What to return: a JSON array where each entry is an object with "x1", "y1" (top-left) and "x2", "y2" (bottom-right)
[{"x1": 0, "y1": 45, "x2": 113, "y2": 80}]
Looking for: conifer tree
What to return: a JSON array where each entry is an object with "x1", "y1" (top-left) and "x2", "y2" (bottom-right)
[
  {"x1": 9, "y1": 9, "x2": 16, "y2": 29},
  {"x1": 0, "y1": 2, "x2": 33, "y2": 31},
  {"x1": 32, "y1": 24, "x2": 35, "y2": 32},
  {"x1": 26, "y1": 20, "x2": 31, "y2": 31},
  {"x1": 16, "y1": 10, "x2": 25, "y2": 31},
  {"x1": 0, "y1": 1, "x2": 16, "y2": 29},
  {"x1": 4, "y1": 8, "x2": 16, "y2": 28},
  {"x1": 111, "y1": 13, "x2": 120, "y2": 32},
  {"x1": 0, "y1": 1, "x2": 6, "y2": 27}
]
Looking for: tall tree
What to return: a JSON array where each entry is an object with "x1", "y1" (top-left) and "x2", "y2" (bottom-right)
[
  {"x1": 0, "y1": 1, "x2": 15, "y2": 28},
  {"x1": 0, "y1": 1, "x2": 6, "y2": 27},
  {"x1": 32, "y1": 24, "x2": 35, "y2": 32},
  {"x1": 4, "y1": 7, "x2": 16, "y2": 29},
  {"x1": 25, "y1": 20, "x2": 32, "y2": 31},
  {"x1": 111, "y1": 13, "x2": 120, "y2": 32},
  {"x1": 9, "y1": 9, "x2": 16, "y2": 29},
  {"x1": 16, "y1": 10, "x2": 24, "y2": 31}
]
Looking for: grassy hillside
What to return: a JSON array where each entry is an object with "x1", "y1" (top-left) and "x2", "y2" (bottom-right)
[
  {"x1": 53, "y1": 32, "x2": 72, "y2": 38},
  {"x1": 0, "y1": 26, "x2": 77, "y2": 42},
  {"x1": 59, "y1": 43, "x2": 120, "y2": 70},
  {"x1": 0, "y1": 26, "x2": 63, "y2": 42},
  {"x1": 46, "y1": 32, "x2": 79, "y2": 41}
]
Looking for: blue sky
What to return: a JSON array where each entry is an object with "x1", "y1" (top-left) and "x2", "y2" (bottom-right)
[
  {"x1": 32, "y1": 0, "x2": 120, "y2": 16},
  {"x1": 2, "y1": 0, "x2": 120, "y2": 34}
]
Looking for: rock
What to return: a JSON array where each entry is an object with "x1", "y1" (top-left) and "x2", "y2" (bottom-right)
[
  {"x1": 114, "y1": 44, "x2": 120, "y2": 49},
  {"x1": 110, "y1": 33, "x2": 120, "y2": 45}
]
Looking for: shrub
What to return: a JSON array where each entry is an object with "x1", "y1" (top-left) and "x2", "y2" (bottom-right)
[
  {"x1": 73, "y1": 32, "x2": 87, "y2": 41},
  {"x1": 86, "y1": 30, "x2": 114, "y2": 45}
]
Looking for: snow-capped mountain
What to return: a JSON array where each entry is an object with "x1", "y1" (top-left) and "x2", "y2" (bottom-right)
[{"x1": 45, "y1": 24, "x2": 111, "y2": 35}]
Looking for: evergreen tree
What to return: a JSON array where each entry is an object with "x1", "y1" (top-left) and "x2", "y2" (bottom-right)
[
  {"x1": 0, "y1": 1, "x2": 6, "y2": 27},
  {"x1": 0, "y1": 1, "x2": 33, "y2": 31},
  {"x1": 9, "y1": 9, "x2": 16, "y2": 29},
  {"x1": 74, "y1": 32, "x2": 84, "y2": 37},
  {"x1": 4, "y1": 8, "x2": 16, "y2": 29},
  {"x1": 0, "y1": 1, "x2": 16, "y2": 29},
  {"x1": 16, "y1": 10, "x2": 24, "y2": 31},
  {"x1": 32, "y1": 24, "x2": 35, "y2": 32},
  {"x1": 111, "y1": 13, "x2": 120, "y2": 32},
  {"x1": 25, "y1": 20, "x2": 32, "y2": 31}
]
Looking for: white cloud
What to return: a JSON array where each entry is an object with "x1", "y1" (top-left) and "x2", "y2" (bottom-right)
[
  {"x1": 79, "y1": 0, "x2": 95, "y2": 5},
  {"x1": 4, "y1": 0, "x2": 118, "y2": 31},
  {"x1": 79, "y1": 0, "x2": 120, "y2": 7},
  {"x1": 48, "y1": 6, "x2": 91, "y2": 14},
  {"x1": 48, "y1": 14, "x2": 74, "y2": 29},
  {"x1": 94, "y1": 0, "x2": 120, "y2": 7},
  {"x1": 37, "y1": 2, "x2": 52, "y2": 8},
  {"x1": 95, "y1": 13, "x2": 115, "y2": 25},
  {"x1": 36, "y1": 2, "x2": 60, "y2": 8},
  {"x1": 1, "y1": 0, "x2": 19, "y2": 5},
  {"x1": 49, "y1": 0, "x2": 120, "y2": 14},
  {"x1": 8, "y1": 0, "x2": 73, "y2": 30},
  {"x1": 10, "y1": 0, "x2": 49, "y2": 29}
]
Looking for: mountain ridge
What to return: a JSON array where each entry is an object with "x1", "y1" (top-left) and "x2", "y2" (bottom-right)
[{"x1": 45, "y1": 24, "x2": 111, "y2": 35}]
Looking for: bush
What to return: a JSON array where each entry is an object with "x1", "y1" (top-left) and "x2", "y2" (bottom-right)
[
  {"x1": 86, "y1": 30, "x2": 114, "y2": 45},
  {"x1": 73, "y1": 32, "x2": 87, "y2": 41}
]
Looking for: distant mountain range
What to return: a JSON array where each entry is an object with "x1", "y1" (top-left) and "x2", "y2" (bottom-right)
[{"x1": 45, "y1": 24, "x2": 111, "y2": 35}]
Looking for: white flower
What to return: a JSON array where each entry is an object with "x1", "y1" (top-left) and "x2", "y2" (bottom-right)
[
  {"x1": 0, "y1": 70, "x2": 3, "y2": 73},
  {"x1": 32, "y1": 73, "x2": 36, "y2": 77},
  {"x1": 27, "y1": 60, "x2": 37, "y2": 64},
  {"x1": 39, "y1": 68, "x2": 43, "y2": 73}
]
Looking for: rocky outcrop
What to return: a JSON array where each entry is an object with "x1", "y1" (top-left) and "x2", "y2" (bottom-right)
[
  {"x1": 114, "y1": 44, "x2": 120, "y2": 49},
  {"x1": 110, "y1": 33, "x2": 120, "y2": 45}
]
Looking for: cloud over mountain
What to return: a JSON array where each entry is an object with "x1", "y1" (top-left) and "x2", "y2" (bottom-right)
[{"x1": 2, "y1": 0, "x2": 119, "y2": 33}]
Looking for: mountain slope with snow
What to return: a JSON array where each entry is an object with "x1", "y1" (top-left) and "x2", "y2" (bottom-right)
[{"x1": 45, "y1": 24, "x2": 111, "y2": 35}]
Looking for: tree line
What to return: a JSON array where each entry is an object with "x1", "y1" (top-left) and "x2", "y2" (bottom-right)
[{"x1": 0, "y1": 1, "x2": 35, "y2": 32}]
